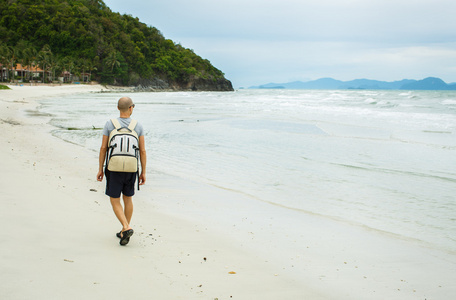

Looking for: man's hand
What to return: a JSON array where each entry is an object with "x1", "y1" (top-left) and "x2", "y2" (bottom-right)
[
  {"x1": 97, "y1": 170, "x2": 104, "y2": 182},
  {"x1": 139, "y1": 172, "x2": 146, "y2": 185}
]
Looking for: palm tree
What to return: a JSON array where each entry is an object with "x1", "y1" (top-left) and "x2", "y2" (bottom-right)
[
  {"x1": 62, "y1": 57, "x2": 75, "y2": 83},
  {"x1": 105, "y1": 50, "x2": 120, "y2": 72},
  {"x1": 23, "y1": 47, "x2": 32, "y2": 82},
  {"x1": 37, "y1": 45, "x2": 52, "y2": 83},
  {"x1": 24, "y1": 47, "x2": 37, "y2": 83},
  {"x1": 1, "y1": 45, "x2": 17, "y2": 82},
  {"x1": 79, "y1": 58, "x2": 87, "y2": 83},
  {"x1": 104, "y1": 50, "x2": 120, "y2": 84},
  {"x1": 15, "y1": 40, "x2": 34, "y2": 82},
  {"x1": 0, "y1": 44, "x2": 7, "y2": 82},
  {"x1": 47, "y1": 52, "x2": 58, "y2": 83},
  {"x1": 87, "y1": 60, "x2": 97, "y2": 83}
]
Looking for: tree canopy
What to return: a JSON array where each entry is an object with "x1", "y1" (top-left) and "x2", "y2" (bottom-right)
[{"x1": 0, "y1": 0, "x2": 229, "y2": 87}]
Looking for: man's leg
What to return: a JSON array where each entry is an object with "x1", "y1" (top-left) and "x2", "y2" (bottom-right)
[
  {"x1": 110, "y1": 197, "x2": 132, "y2": 232},
  {"x1": 123, "y1": 195, "x2": 133, "y2": 224}
]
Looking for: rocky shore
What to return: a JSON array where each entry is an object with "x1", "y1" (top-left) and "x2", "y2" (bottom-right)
[{"x1": 132, "y1": 77, "x2": 234, "y2": 92}]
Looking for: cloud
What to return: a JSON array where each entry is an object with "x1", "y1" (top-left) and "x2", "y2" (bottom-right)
[
  {"x1": 104, "y1": 0, "x2": 456, "y2": 86},
  {"x1": 121, "y1": 0, "x2": 456, "y2": 42}
]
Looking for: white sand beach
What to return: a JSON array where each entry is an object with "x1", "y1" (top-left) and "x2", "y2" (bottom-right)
[{"x1": 1, "y1": 84, "x2": 455, "y2": 299}]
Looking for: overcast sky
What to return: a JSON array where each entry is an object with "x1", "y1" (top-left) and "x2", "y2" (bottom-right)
[{"x1": 103, "y1": 0, "x2": 456, "y2": 87}]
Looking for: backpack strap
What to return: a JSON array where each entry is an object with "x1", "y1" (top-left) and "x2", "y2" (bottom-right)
[
  {"x1": 128, "y1": 119, "x2": 139, "y2": 190},
  {"x1": 111, "y1": 118, "x2": 121, "y2": 129},
  {"x1": 128, "y1": 119, "x2": 138, "y2": 132},
  {"x1": 111, "y1": 118, "x2": 137, "y2": 132}
]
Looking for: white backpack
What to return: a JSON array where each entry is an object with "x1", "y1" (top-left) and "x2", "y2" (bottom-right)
[{"x1": 106, "y1": 118, "x2": 139, "y2": 173}]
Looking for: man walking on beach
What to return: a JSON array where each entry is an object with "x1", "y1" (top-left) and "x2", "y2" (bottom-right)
[{"x1": 97, "y1": 97, "x2": 146, "y2": 246}]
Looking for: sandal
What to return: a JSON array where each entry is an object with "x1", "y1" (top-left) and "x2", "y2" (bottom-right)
[{"x1": 120, "y1": 229, "x2": 134, "y2": 246}]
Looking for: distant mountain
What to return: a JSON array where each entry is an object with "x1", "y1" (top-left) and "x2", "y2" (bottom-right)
[
  {"x1": 250, "y1": 77, "x2": 456, "y2": 90},
  {"x1": 400, "y1": 77, "x2": 456, "y2": 90}
]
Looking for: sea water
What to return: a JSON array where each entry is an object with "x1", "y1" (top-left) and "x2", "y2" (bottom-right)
[{"x1": 38, "y1": 89, "x2": 456, "y2": 254}]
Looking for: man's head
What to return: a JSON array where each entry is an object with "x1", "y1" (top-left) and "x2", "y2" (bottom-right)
[{"x1": 118, "y1": 97, "x2": 135, "y2": 113}]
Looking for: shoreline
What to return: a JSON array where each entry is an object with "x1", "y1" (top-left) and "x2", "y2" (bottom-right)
[
  {"x1": 1, "y1": 84, "x2": 455, "y2": 299},
  {"x1": 1, "y1": 82, "x2": 236, "y2": 93}
]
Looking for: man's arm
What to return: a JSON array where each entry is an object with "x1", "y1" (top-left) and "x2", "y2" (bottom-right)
[
  {"x1": 138, "y1": 135, "x2": 147, "y2": 185},
  {"x1": 97, "y1": 135, "x2": 109, "y2": 181}
]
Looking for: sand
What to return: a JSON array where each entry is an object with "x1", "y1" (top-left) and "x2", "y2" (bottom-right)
[{"x1": 1, "y1": 84, "x2": 455, "y2": 299}]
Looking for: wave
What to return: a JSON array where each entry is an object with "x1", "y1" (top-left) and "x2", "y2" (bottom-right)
[
  {"x1": 226, "y1": 119, "x2": 327, "y2": 135},
  {"x1": 422, "y1": 130, "x2": 452, "y2": 134},
  {"x1": 442, "y1": 99, "x2": 456, "y2": 105},
  {"x1": 330, "y1": 162, "x2": 456, "y2": 183}
]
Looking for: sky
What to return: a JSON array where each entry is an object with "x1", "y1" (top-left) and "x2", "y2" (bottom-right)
[{"x1": 103, "y1": 0, "x2": 456, "y2": 88}]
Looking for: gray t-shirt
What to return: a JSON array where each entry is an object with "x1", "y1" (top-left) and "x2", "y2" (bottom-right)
[{"x1": 102, "y1": 117, "x2": 144, "y2": 137}]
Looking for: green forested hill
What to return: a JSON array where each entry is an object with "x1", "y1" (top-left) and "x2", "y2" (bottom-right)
[{"x1": 0, "y1": 0, "x2": 233, "y2": 90}]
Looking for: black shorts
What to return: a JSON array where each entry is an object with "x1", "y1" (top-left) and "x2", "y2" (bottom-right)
[{"x1": 105, "y1": 170, "x2": 137, "y2": 198}]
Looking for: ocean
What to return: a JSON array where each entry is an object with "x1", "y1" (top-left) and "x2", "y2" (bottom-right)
[{"x1": 38, "y1": 89, "x2": 456, "y2": 255}]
